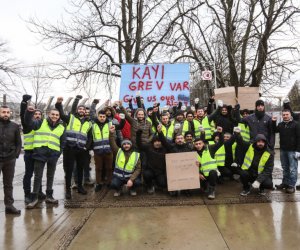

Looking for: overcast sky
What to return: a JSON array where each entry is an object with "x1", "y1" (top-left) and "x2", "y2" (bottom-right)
[{"x1": 0, "y1": 0, "x2": 299, "y2": 103}]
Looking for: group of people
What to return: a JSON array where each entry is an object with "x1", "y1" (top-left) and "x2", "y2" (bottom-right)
[{"x1": 0, "y1": 93, "x2": 299, "y2": 215}]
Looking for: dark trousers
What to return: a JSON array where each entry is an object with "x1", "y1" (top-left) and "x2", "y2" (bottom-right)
[
  {"x1": 240, "y1": 169, "x2": 273, "y2": 190},
  {"x1": 201, "y1": 170, "x2": 218, "y2": 188},
  {"x1": 143, "y1": 168, "x2": 167, "y2": 188},
  {"x1": 23, "y1": 151, "x2": 42, "y2": 195},
  {"x1": 0, "y1": 159, "x2": 16, "y2": 206},
  {"x1": 63, "y1": 147, "x2": 88, "y2": 190},
  {"x1": 94, "y1": 153, "x2": 113, "y2": 185},
  {"x1": 110, "y1": 176, "x2": 142, "y2": 190},
  {"x1": 72, "y1": 152, "x2": 91, "y2": 183},
  {"x1": 218, "y1": 165, "x2": 233, "y2": 178},
  {"x1": 32, "y1": 158, "x2": 58, "y2": 194}
]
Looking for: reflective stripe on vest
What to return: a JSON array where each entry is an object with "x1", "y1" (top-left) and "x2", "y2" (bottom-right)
[
  {"x1": 114, "y1": 149, "x2": 140, "y2": 179},
  {"x1": 241, "y1": 145, "x2": 270, "y2": 173},
  {"x1": 33, "y1": 119, "x2": 64, "y2": 152},
  {"x1": 66, "y1": 114, "x2": 91, "y2": 148},
  {"x1": 24, "y1": 130, "x2": 34, "y2": 150},
  {"x1": 182, "y1": 120, "x2": 201, "y2": 137},
  {"x1": 238, "y1": 123, "x2": 250, "y2": 142},
  {"x1": 92, "y1": 123, "x2": 111, "y2": 154},
  {"x1": 197, "y1": 149, "x2": 218, "y2": 177},
  {"x1": 215, "y1": 142, "x2": 237, "y2": 167},
  {"x1": 162, "y1": 123, "x2": 175, "y2": 142}
]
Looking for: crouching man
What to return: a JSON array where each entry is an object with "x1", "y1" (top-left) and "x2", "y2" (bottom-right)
[
  {"x1": 235, "y1": 132, "x2": 274, "y2": 196},
  {"x1": 194, "y1": 138, "x2": 219, "y2": 199},
  {"x1": 109, "y1": 125, "x2": 141, "y2": 197}
]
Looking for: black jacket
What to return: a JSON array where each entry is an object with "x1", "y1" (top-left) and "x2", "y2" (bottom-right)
[
  {"x1": 273, "y1": 119, "x2": 300, "y2": 152},
  {"x1": 235, "y1": 133, "x2": 274, "y2": 183},
  {"x1": 158, "y1": 131, "x2": 191, "y2": 153},
  {"x1": 0, "y1": 118, "x2": 22, "y2": 162},
  {"x1": 136, "y1": 130, "x2": 167, "y2": 175}
]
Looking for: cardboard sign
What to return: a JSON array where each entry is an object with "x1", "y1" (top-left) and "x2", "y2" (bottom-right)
[
  {"x1": 165, "y1": 152, "x2": 200, "y2": 191},
  {"x1": 119, "y1": 63, "x2": 190, "y2": 107},
  {"x1": 214, "y1": 87, "x2": 236, "y2": 106},
  {"x1": 238, "y1": 87, "x2": 260, "y2": 110}
]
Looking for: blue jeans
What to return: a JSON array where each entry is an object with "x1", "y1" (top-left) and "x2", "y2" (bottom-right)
[
  {"x1": 280, "y1": 150, "x2": 298, "y2": 187},
  {"x1": 110, "y1": 176, "x2": 141, "y2": 190}
]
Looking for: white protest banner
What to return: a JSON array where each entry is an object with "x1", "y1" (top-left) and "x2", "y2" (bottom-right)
[
  {"x1": 238, "y1": 87, "x2": 260, "y2": 110},
  {"x1": 214, "y1": 87, "x2": 236, "y2": 106},
  {"x1": 119, "y1": 63, "x2": 190, "y2": 107},
  {"x1": 166, "y1": 152, "x2": 200, "y2": 191}
]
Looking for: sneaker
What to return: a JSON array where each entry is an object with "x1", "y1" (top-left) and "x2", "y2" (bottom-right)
[
  {"x1": 113, "y1": 190, "x2": 121, "y2": 197},
  {"x1": 240, "y1": 189, "x2": 251, "y2": 196},
  {"x1": 259, "y1": 188, "x2": 266, "y2": 196},
  {"x1": 286, "y1": 186, "x2": 295, "y2": 194},
  {"x1": 94, "y1": 184, "x2": 103, "y2": 192},
  {"x1": 38, "y1": 191, "x2": 46, "y2": 200},
  {"x1": 26, "y1": 196, "x2": 38, "y2": 209},
  {"x1": 77, "y1": 187, "x2": 87, "y2": 195},
  {"x1": 84, "y1": 179, "x2": 94, "y2": 186},
  {"x1": 5, "y1": 206, "x2": 21, "y2": 215},
  {"x1": 207, "y1": 186, "x2": 216, "y2": 200},
  {"x1": 130, "y1": 189, "x2": 137, "y2": 196},
  {"x1": 147, "y1": 186, "x2": 155, "y2": 195},
  {"x1": 46, "y1": 195, "x2": 59, "y2": 204},
  {"x1": 71, "y1": 183, "x2": 78, "y2": 189},
  {"x1": 275, "y1": 183, "x2": 287, "y2": 190},
  {"x1": 24, "y1": 194, "x2": 32, "y2": 204}
]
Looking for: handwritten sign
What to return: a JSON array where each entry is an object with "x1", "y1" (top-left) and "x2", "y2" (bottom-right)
[
  {"x1": 214, "y1": 87, "x2": 236, "y2": 106},
  {"x1": 238, "y1": 87, "x2": 260, "y2": 110},
  {"x1": 119, "y1": 63, "x2": 190, "y2": 107},
  {"x1": 165, "y1": 152, "x2": 200, "y2": 191}
]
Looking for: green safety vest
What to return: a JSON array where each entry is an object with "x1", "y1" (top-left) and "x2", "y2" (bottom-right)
[
  {"x1": 238, "y1": 123, "x2": 250, "y2": 142},
  {"x1": 197, "y1": 149, "x2": 218, "y2": 177},
  {"x1": 33, "y1": 119, "x2": 65, "y2": 152},
  {"x1": 114, "y1": 149, "x2": 140, "y2": 179},
  {"x1": 182, "y1": 119, "x2": 201, "y2": 138},
  {"x1": 215, "y1": 142, "x2": 237, "y2": 167},
  {"x1": 23, "y1": 130, "x2": 34, "y2": 150},
  {"x1": 146, "y1": 117, "x2": 157, "y2": 133},
  {"x1": 199, "y1": 116, "x2": 213, "y2": 140},
  {"x1": 66, "y1": 114, "x2": 91, "y2": 148},
  {"x1": 92, "y1": 123, "x2": 111, "y2": 154},
  {"x1": 162, "y1": 123, "x2": 175, "y2": 141},
  {"x1": 241, "y1": 145, "x2": 270, "y2": 173}
]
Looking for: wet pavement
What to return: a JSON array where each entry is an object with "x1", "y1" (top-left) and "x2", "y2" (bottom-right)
[{"x1": 1, "y1": 151, "x2": 300, "y2": 250}]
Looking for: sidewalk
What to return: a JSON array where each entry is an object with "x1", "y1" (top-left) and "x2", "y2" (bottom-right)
[{"x1": 1, "y1": 151, "x2": 300, "y2": 250}]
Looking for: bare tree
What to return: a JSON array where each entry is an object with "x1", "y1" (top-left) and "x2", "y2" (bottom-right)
[
  {"x1": 288, "y1": 80, "x2": 300, "y2": 110},
  {"x1": 174, "y1": 0, "x2": 300, "y2": 95},
  {"x1": 0, "y1": 40, "x2": 20, "y2": 93},
  {"x1": 28, "y1": 0, "x2": 204, "y2": 95}
]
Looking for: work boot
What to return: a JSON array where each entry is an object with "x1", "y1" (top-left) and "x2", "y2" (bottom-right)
[
  {"x1": 38, "y1": 191, "x2": 46, "y2": 200},
  {"x1": 5, "y1": 205, "x2": 21, "y2": 215},
  {"x1": 286, "y1": 186, "x2": 295, "y2": 194},
  {"x1": 77, "y1": 186, "x2": 87, "y2": 195},
  {"x1": 207, "y1": 186, "x2": 216, "y2": 200},
  {"x1": 94, "y1": 184, "x2": 103, "y2": 193},
  {"x1": 65, "y1": 188, "x2": 72, "y2": 200},
  {"x1": 147, "y1": 185, "x2": 155, "y2": 195},
  {"x1": 275, "y1": 183, "x2": 287, "y2": 190},
  {"x1": 45, "y1": 190, "x2": 58, "y2": 204},
  {"x1": 26, "y1": 194, "x2": 39, "y2": 209}
]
